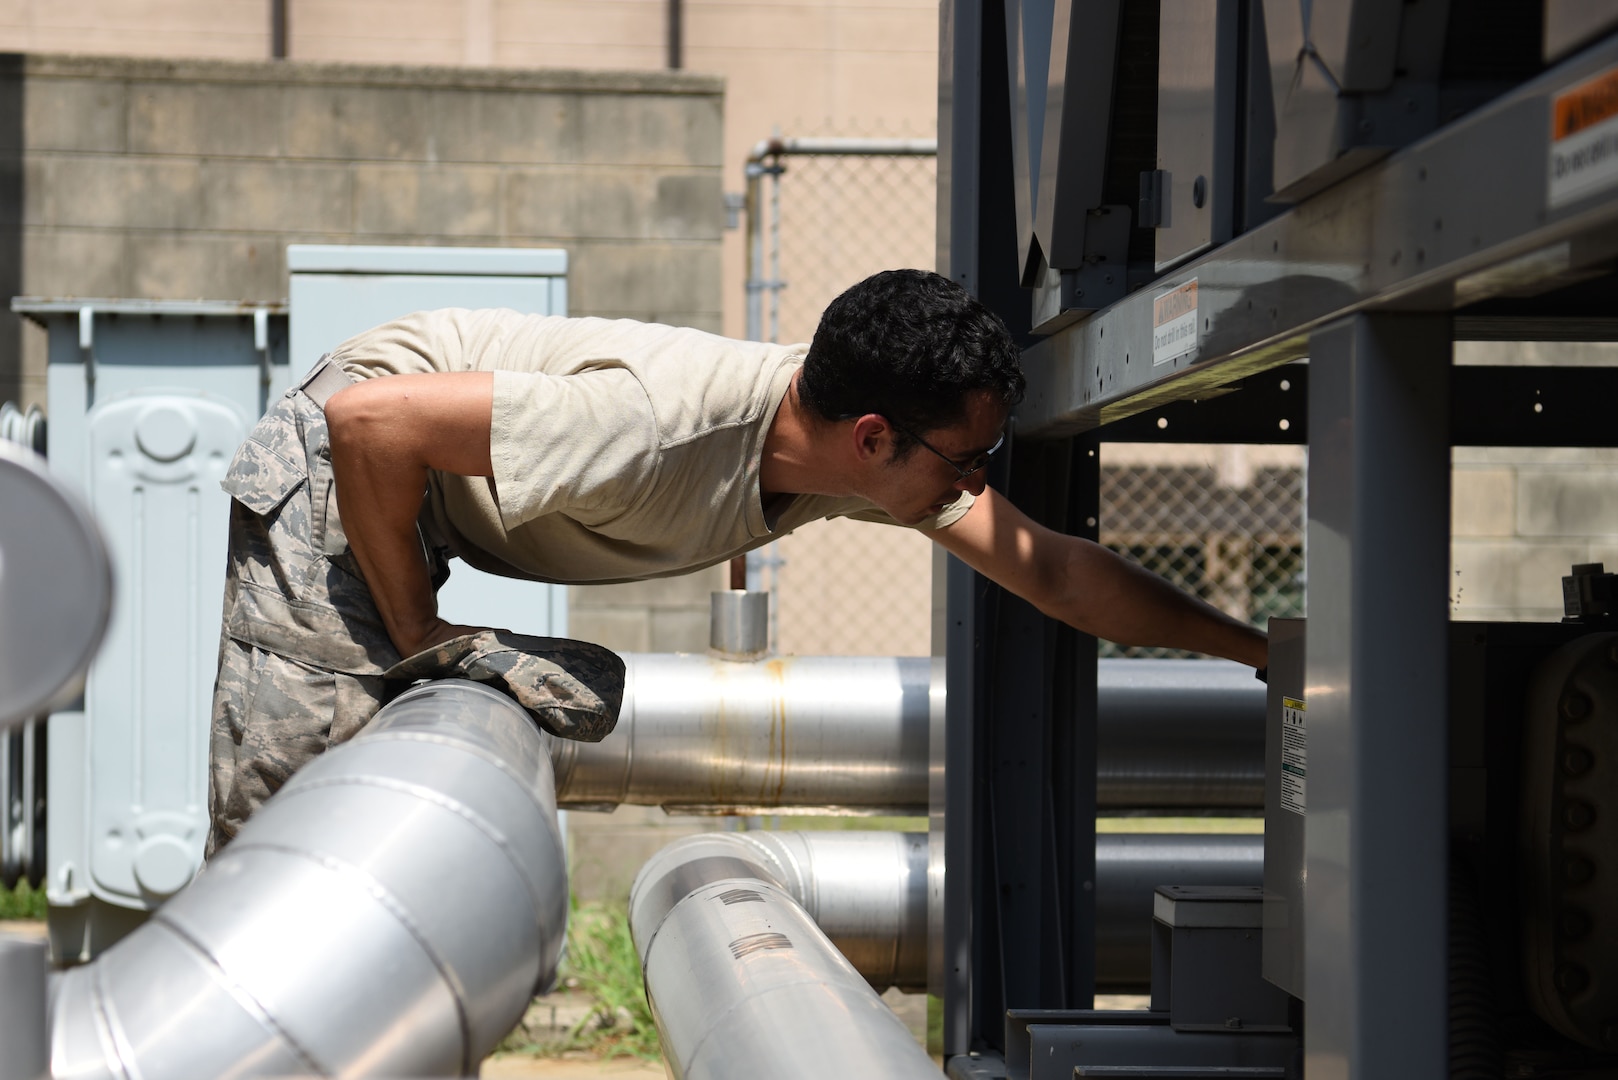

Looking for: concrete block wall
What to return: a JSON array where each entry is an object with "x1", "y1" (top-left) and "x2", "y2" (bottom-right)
[
  {"x1": 0, "y1": 52, "x2": 727, "y2": 658},
  {"x1": 1450, "y1": 342, "x2": 1618, "y2": 622},
  {"x1": 1, "y1": 53, "x2": 725, "y2": 410}
]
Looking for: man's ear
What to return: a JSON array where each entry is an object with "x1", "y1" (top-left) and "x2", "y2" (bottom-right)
[{"x1": 850, "y1": 414, "x2": 894, "y2": 462}]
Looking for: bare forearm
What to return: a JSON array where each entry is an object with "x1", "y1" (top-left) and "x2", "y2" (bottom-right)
[
  {"x1": 1041, "y1": 538, "x2": 1268, "y2": 667},
  {"x1": 331, "y1": 455, "x2": 440, "y2": 655},
  {"x1": 324, "y1": 372, "x2": 495, "y2": 658}
]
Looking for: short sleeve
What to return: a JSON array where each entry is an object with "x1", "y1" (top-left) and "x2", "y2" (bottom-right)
[
  {"x1": 489, "y1": 367, "x2": 658, "y2": 530},
  {"x1": 837, "y1": 490, "x2": 976, "y2": 531}
]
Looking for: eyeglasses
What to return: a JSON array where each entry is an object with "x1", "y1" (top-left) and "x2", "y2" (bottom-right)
[{"x1": 891, "y1": 420, "x2": 1006, "y2": 481}]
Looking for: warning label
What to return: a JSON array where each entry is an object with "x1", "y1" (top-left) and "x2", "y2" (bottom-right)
[
  {"x1": 1549, "y1": 67, "x2": 1618, "y2": 209},
  {"x1": 1281, "y1": 696, "x2": 1306, "y2": 816},
  {"x1": 1152, "y1": 279, "x2": 1198, "y2": 366}
]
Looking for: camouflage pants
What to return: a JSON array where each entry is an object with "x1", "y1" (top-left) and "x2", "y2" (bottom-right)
[{"x1": 206, "y1": 376, "x2": 441, "y2": 857}]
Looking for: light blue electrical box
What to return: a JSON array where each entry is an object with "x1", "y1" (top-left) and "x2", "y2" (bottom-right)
[
  {"x1": 288, "y1": 245, "x2": 569, "y2": 637},
  {"x1": 14, "y1": 299, "x2": 291, "y2": 961}
]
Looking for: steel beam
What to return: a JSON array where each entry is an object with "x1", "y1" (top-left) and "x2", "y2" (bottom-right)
[
  {"x1": 1304, "y1": 313, "x2": 1451, "y2": 1079},
  {"x1": 1016, "y1": 35, "x2": 1618, "y2": 437}
]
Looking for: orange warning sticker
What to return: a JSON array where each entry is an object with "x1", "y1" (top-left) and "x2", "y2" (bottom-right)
[
  {"x1": 1549, "y1": 67, "x2": 1618, "y2": 209},
  {"x1": 1554, "y1": 68, "x2": 1618, "y2": 140}
]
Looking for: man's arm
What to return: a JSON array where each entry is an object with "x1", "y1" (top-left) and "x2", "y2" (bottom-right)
[
  {"x1": 324, "y1": 371, "x2": 496, "y2": 658},
  {"x1": 927, "y1": 487, "x2": 1268, "y2": 668}
]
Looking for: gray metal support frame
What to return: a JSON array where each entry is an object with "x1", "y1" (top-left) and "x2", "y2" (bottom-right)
[{"x1": 1305, "y1": 314, "x2": 1452, "y2": 1078}]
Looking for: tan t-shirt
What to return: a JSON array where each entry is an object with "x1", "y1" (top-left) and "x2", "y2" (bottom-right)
[{"x1": 327, "y1": 309, "x2": 974, "y2": 584}]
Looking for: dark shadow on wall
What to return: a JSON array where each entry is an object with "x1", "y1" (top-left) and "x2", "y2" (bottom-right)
[{"x1": 0, "y1": 54, "x2": 22, "y2": 405}]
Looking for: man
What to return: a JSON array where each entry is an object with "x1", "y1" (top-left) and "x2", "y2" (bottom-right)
[{"x1": 209, "y1": 269, "x2": 1265, "y2": 854}]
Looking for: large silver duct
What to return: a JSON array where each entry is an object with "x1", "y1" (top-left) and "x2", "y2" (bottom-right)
[
  {"x1": 49, "y1": 679, "x2": 568, "y2": 1080},
  {"x1": 629, "y1": 832, "x2": 940, "y2": 1080},
  {"x1": 554, "y1": 656, "x2": 1264, "y2": 814}
]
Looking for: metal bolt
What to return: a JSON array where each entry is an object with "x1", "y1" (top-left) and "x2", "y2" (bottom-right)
[
  {"x1": 1565, "y1": 801, "x2": 1596, "y2": 831},
  {"x1": 1564, "y1": 746, "x2": 1594, "y2": 776},
  {"x1": 1565, "y1": 856, "x2": 1595, "y2": 886},
  {"x1": 1562, "y1": 692, "x2": 1593, "y2": 721},
  {"x1": 1560, "y1": 908, "x2": 1591, "y2": 940},
  {"x1": 1557, "y1": 964, "x2": 1590, "y2": 995}
]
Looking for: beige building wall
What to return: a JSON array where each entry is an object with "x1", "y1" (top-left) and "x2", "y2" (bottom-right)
[{"x1": 0, "y1": 0, "x2": 943, "y2": 342}]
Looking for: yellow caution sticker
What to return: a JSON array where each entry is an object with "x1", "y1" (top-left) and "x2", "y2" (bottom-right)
[
  {"x1": 1281, "y1": 696, "x2": 1306, "y2": 816},
  {"x1": 1549, "y1": 66, "x2": 1618, "y2": 209}
]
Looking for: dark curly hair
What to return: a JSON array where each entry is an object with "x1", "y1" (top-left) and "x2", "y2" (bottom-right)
[{"x1": 799, "y1": 269, "x2": 1025, "y2": 459}]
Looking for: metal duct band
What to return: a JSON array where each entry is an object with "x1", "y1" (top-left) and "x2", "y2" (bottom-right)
[
  {"x1": 49, "y1": 680, "x2": 568, "y2": 1080},
  {"x1": 629, "y1": 833, "x2": 940, "y2": 1080},
  {"x1": 556, "y1": 656, "x2": 1264, "y2": 813}
]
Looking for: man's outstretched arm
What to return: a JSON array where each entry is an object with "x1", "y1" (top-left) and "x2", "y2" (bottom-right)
[
  {"x1": 324, "y1": 371, "x2": 496, "y2": 658},
  {"x1": 927, "y1": 486, "x2": 1268, "y2": 669}
]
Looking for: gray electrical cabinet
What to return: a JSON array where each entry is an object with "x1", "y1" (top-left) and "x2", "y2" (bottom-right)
[
  {"x1": 287, "y1": 245, "x2": 569, "y2": 637},
  {"x1": 15, "y1": 299, "x2": 290, "y2": 961}
]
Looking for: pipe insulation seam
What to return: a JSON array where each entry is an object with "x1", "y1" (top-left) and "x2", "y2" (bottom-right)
[
  {"x1": 50, "y1": 679, "x2": 569, "y2": 1080},
  {"x1": 219, "y1": 839, "x2": 479, "y2": 1062},
  {"x1": 261, "y1": 772, "x2": 555, "y2": 919}
]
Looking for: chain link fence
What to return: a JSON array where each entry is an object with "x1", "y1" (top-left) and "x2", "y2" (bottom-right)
[
  {"x1": 744, "y1": 131, "x2": 942, "y2": 657},
  {"x1": 746, "y1": 132, "x2": 1305, "y2": 658},
  {"x1": 1098, "y1": 444, "x2": 1305, "y2": 658}
]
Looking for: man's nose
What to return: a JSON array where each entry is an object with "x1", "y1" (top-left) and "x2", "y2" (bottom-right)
[{"x1": 957, "y1": 470, "x2": 989, "y2": 496}]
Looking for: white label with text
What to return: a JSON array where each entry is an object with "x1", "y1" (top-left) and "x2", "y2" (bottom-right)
[{"x1": 1152, "y1": 279, "x2": 1198, "y2": 365}]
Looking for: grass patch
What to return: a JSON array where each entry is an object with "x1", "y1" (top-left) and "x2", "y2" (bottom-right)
[
  {"x1": 770, "y1": 815, "x2": 928, "y2": 832},
  {"x1": 0, "y1": 880, "x2": 46, "y2": 920},
  {"x1": 1096, "y1": 817, "x2": 1263, "y2": 834},
  {"x1": 497, "y1": 899, "x2": 660, "y2": 1061}
]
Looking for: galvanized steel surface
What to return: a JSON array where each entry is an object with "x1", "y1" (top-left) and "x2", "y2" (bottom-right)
[
  {"x1": 629, "y1": 832, "x2": 940, "y2": 1080},
  {"x1": 1094, "y1": 832, "x2": 1264, "y2": 992},
  {"x1": 629, "y1": 829, "x2": 1262, "y2": 1014},
  {"x1": 554, "y1": 653, "x2": 933, "y2": 814},
  {"x1": 0, "y1": 934, "x2": 48, "y2": 1080},
  {"x1": 1095, "y1": 658, "x2": 1265, "y2": 809},
  {"x1": 49, "y1": 680, "x2": 568, "y2": 1080},
  {"x1": 558, "y1": 655, "x2": 1263, "y2": 813}
]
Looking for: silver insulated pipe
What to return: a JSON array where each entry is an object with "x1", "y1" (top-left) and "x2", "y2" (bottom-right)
[
  {"x1": 553, "y1": 653, "x2": 934, "y2": 815},
  {"x1": 625, "y1": 831, "x2": 1261, "y2": 996},
  {"x1": 556, "y1": 654, "x2": 1262, "y2": 816},
  {"x1": 49, "y1": 679, "x2": 568, "y2": 1080},
  {"x1": 554, "y1": 656, "x2": 1264, "y2": 814},
  {"x1": 630, "y1": 832, "x2": 940, "y2": 1080}
]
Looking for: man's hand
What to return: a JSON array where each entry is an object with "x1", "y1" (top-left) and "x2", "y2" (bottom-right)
[
  {"x1": 324, "y1": 371, "x2": 497, "y2": 661},
  {"x1": 928, "y1": 487, "x2": 1269, "y2": 670},
  {"x1": 400, "y1": 618, "x2": 489, "y2": 659}
]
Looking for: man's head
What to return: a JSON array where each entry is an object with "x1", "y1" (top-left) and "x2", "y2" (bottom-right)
[{"x1": 799, "y1": 269, "x2": 1025, "y2": 460}]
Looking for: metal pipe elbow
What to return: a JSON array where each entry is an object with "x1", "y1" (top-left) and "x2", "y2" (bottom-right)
[
  {"x1": 50, "y1": 680, "x2": 568, "y2": 1080},
  {"x1": 629, "y1": 830, "x2": 937, "y2": 1080}
]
